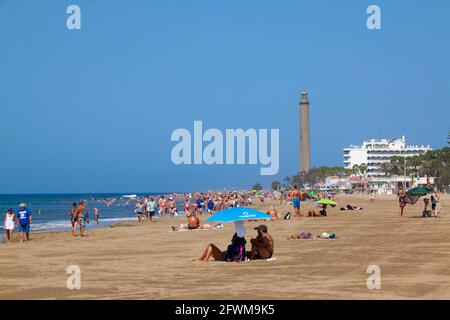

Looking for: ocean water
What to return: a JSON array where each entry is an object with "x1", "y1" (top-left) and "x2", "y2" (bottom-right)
[{"x1": 0, "y1": 193, "x2": 183, "y2": 233}]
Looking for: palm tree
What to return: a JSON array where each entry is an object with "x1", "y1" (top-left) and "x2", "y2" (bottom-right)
[
  {"x1": 359, "y1": 163, "x2": 368, "y2": 178},
  {"x1": 406, "y1": 155, "x2": 423, "y2": 177},
  {"x1": 379, "y1": 162, "x2": 393, "y2": 177},
  {"x1": 352, "y1": 164, "x2": 361, "y2": 176}
]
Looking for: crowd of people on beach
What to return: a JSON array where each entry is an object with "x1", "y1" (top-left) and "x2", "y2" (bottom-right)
[
  {"x1": 2, "y1": 185, "x2": 444, "y2": 247},
  {"x1": 1, "y1": 200, "x2": 101, "y2": 243}
]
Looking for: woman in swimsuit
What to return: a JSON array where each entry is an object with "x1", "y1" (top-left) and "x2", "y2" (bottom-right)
[
  {"x1": 398, "y1": 187, "x2": 406, "y2": 217},
  {"x1": 184, "y1": 199, "x2": 191, "y2": 215}
]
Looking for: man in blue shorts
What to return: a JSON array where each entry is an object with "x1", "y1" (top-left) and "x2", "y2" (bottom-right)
[
  {"x1": 17, "y1": 203, "x2": 32, "y2": 241},
  {"x1": 291, "y1": 185, "x2": 301, "y2": 217}
]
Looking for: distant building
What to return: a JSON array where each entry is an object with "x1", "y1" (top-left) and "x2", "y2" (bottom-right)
[{"x1": 343, "y1": 136, "x2": 432, "y2": 177}]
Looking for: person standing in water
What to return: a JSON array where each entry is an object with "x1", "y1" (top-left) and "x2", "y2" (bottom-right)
[{"x1": 93, "y1": 207, "x2": 99, "y2": 224}]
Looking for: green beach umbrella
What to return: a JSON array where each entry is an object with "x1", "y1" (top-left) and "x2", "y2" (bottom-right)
[
  {"x1": 316, "y1": 199, "x2": 337, "y2": 205},
  {"x1": 307, "y1": 191, "x2": 317, "y2": 197},
  {"x1": 406, "y1": 187, "x2": 433, "y2": 196}
]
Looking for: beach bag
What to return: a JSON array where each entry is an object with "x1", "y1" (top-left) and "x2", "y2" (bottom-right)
[{"x1": 226, "y1": 234, "x2": 246, "y2": 262}]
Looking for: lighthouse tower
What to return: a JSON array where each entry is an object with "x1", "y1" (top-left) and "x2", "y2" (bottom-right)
[{"x1": 299, "y1": 90, "x2": 311, "y2": 174}]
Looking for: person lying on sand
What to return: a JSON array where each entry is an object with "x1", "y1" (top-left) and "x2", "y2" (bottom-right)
[
  {"x1": 293, "y1": 210, "x2": 320, "y2": 217},
  {"x1": 307, "y1": 210, "x2": 320, "y2": 217},
  {"x1": 289, "y1": 231, "x2": 313, "y2": 240},
  {"x1": 340, "y1": 204, "x2": 363, "y2": 211},
  {"x1": 172, "y1": 213, "x2": 201, "y2": 231},
  {"x1": 246, "y1": 225, "x2": 274, "y2": 260},
  {"x1": 266, "y1": 206, "x2": 278, "y2": 220}
]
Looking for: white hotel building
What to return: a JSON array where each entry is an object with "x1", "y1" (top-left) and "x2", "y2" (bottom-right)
[{"x1": 343, "y1": 136, "x2": 432, "y2": 177}]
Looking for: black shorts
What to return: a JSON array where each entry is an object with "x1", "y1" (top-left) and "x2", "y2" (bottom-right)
[
  {"x1": 149, "y1": 211, "x2": 156, "y2": 216},
  {"x1": 432, "y1": 204, "x2": 437, "y2": 210}
]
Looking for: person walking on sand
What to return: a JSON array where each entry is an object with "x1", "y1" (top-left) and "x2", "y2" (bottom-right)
[
  {"x1": 69, "y1": 202, "x2": 77, "y2": 232},
  {"x1": 184, "y1": 198, "x2": 191, "y2": 216},
  {"x1": 158, "y1": 196, "x2": 167, "y2": 217},
  {"x1": 17, "y1": 203, "x2": 32, "y2": 242},
  {"x1": 135, "y1": 200, "x2": 146, "y2": 222},
  {"x1": 291, "y1": 185, "x2": 301, "y2": 217},
  {"x1": 4, "y1": 209, "x2": 16, "y2": 243},
  {"x1": 168, "y1": 197, "x2": 177, "y2": 217},
  {"x1": 397, "y1": 187, "x2": 406, "y2": 217},
  {"x1": 370, "y1": 189, "x2": 375, "y2": 204},
  {"x1": 207, "y1": 198, "x2": 214, "y2": 215},
  {"x1": 146, "y1": 197, "x2": 157, "y2": 222},
  {"x1": 75, "y1": 201, "x2": 89, "y2": 237}
]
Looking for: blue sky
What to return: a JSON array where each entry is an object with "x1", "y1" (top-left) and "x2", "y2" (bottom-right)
[{"x1": 1, "y1": 0, "x2": 449, "y2": 194}]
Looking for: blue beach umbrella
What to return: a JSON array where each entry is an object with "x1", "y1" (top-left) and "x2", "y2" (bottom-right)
[{"x1": 206, "y1": 207, "x2": 271, "y2": 223}]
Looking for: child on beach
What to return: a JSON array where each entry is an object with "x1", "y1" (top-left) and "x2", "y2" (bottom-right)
[{"x1": 3, "y1": 209, "x2": 16, "y2": 243}]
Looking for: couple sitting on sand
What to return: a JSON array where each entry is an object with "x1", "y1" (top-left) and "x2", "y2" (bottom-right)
[{"x1": 198, "y1": 224, "x2": 274, "y2": 262}]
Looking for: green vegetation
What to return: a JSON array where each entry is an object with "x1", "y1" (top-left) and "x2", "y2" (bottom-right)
[{"x1": 252, "y1": 183, "x2": 263, "y2": 191}]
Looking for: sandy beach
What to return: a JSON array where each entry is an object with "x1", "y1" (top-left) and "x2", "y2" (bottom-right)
[{"x1": 0, "y1": 194, "x2": 449, "y2": 300}]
